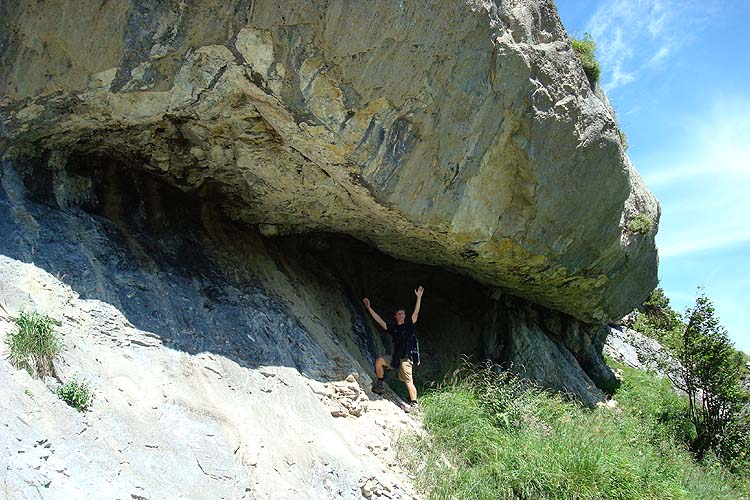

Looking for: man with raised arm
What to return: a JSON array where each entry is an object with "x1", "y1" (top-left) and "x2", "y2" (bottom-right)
[{"x1": 362, "y1": 286, "x2": 424, "y2": 413}]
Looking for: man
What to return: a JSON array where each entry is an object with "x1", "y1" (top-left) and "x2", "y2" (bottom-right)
[{"x1": 362, "y1": 286, "x2": 424, "y2": 413}]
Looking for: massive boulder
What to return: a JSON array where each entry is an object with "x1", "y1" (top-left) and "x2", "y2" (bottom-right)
[
  {"x1": 0, "y1": 0, "x2": 658, "y2": 324},
  {"x1": 0, "y1": 9, "x2": 660, "y2": 494}
]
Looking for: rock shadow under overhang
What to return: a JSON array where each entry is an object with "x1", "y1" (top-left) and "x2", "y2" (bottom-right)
[{"x1": 2, "y1": 151, "x2": 616, "y2": 404}]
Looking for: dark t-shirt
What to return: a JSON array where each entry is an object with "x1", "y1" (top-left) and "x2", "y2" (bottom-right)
[{"x1": 386, "y1": 318, "x2": 419, "y2": 368}]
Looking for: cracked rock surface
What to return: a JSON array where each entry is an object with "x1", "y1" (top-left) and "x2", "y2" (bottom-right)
[{"x1": 0, "y1": 0, "x2": 658, "y2": 323}]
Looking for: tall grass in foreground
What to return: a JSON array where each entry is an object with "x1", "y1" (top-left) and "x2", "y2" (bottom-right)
[{"x1": 400, "y1": 363, "x2": 749, "y2": 500}]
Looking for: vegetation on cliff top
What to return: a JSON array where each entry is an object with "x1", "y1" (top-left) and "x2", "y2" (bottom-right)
[
  {"x1": 571, "y1": 33, "x2": 601, "y2": 86},
  {"x1": 627, "y1": 212, "x2": 653, "y2": 234}
]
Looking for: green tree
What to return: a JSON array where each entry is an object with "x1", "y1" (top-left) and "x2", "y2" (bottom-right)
[
  {"x1": 629, "y1": 287, "x2": 683, "y2": 348},
  {"x1": 659, "y1": 293, "x2": 749, "y2": 468}
]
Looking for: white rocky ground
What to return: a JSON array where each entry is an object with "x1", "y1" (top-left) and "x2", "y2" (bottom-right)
[
  {"x1": 603, "y1": 324, "x2": 671, "y2": 376},
  {"x1": 0, "y1": 256, "x2": 421, "y2": 500}
]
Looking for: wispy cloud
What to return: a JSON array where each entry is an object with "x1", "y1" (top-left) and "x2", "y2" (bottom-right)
[
  {"x1": 650, "y1": 95, "x2": 750, "y2": 258},
  {"x1": 646, "y1": 46, "x2": 670, "y2": 67},
  {"x1": 585, "y1": 0, "x2": 719, "y2": 92},
  {"x1": 659, "y1": 232, "x2": 750, "y2": 258},
  {"x1": 645, "y1": 95, "x2": 750, "y2": 186}
]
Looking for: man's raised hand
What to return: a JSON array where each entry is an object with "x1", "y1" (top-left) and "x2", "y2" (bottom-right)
[
  {"x1": 362, "y1": 297, "x2": 371, "y2": 308},
  {"x1": 414, "y1": 286, "x2": 424, "y2": 297}
]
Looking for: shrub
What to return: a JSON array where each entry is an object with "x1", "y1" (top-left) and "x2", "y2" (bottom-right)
[
  {"x1": 626, "y1": 212, "x2": 653, "y2": 234},
  {"x1": 674, "y1": 294, "x2": 748, "y2": 468},
  {"x1": 5, "y1": 310, "x2": 59, "y2": 378},
  {"x1": 571, "y1": 33, "x2": 601, "y2": 86},
  {"x1": 57, "y1": 379, "x2": 93, "y2": 412},
  {"x1": 632, "y1": 289, "x2": 750, "y2": 472},
  {"x1": 629, "y1": 287, "x2": 684, "y2": 348}
]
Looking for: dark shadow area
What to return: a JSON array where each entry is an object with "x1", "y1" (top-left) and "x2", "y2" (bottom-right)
[
  {"x1": 0, "y1": 151, "x2": 499, "y2": 387},
  {"x1": 0, "y1": 149, "x2": 617, "y2": 400},
  {"x1": 273, "y1": 232, "x2": 498, "y2": 383},
  {"x1": 1, "y1": 153, "x2": 330, "y2": 377}
]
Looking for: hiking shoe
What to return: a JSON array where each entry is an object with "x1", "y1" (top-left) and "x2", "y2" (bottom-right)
[
  {"x1": 401, "y1": 401, "x2": 418, "y2": 414},
  {"x1": 372, "y1": 380, "x2": 385, "y2": 395}
]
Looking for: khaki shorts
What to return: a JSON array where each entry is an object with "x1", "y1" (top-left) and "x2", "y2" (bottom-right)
[{"x1": 381, "y1": 355, "x2": 414, "y2": 384}]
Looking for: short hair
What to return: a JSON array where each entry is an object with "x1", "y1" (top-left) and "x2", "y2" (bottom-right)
[{"x1": 394, "y1": 306, "x2": 406, "y2": 314}]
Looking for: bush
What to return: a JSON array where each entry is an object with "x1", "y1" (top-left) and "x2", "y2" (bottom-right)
[
  {"x1": 400, "y1": 361, "x2": 750, "y2": 500},
  {"x1": 626, "y1": 213, "x2": 653, "y2": 234},
  {"x1": 629, "y1": 287, "x2": 684, "y2": 348},
  {"x1": 675, "y1": 294, "x2": 748, "y2": 468},
  {"x1": 57, "y1": 379, "x2": 93, "y2": 412},
  {"x1": 5, "y1": 310, "x2": 59, "y2": 378},
  {"x1": 571, "y1": 33, "x2": 601, "y2": 86}
]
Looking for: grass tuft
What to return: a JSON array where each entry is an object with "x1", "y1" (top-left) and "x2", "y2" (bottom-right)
[
  {"x1": 5, "y1": 310, "x2": 59, "y2": 378},
  {"x1": 627, "y1": 213, "x2": 653, "y2": 234},
  {"x1": 57, "y1": 379, "x2": 94, "y2": 412}
]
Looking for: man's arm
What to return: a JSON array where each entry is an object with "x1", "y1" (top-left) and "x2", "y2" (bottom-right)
[
  {"x1": 362, "y1": 298, "x2": 388, "y2": 331},
  {"x1": 412, "y1": 286, "x2": 424, "y2": 323}
]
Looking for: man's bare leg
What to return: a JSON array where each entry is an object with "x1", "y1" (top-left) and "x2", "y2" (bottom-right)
[
  {"x1": 373, "y1": 357, "x2": 389, "y2": 395},
  {"x1": 375, "y1": 357, "x2": 388, "y2": 379},
  {"x1": 405, "y1": 381, "x2": 418, "y2": 402}
]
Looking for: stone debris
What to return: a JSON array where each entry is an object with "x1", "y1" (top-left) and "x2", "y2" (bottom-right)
[
  {"x1": 595, "y1": 399, "x2": 621, "y2": 413},
  {"x1": 310, "y1": 376, "x2": 369, "y2": 419},
  {"x1": 358, "y1": 475, "x2": 416, "y2": 500},
  {"x1": 604, "y1": 325, "x2": 674, "y2": 376}
]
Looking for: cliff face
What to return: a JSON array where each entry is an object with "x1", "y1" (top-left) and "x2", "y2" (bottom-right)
[
  {"x1": 0, "y1": 2, "x2": 660, "y2": 495},
  {"x1": 0, "y1": 0, "x2": 658, "y2": 323}
]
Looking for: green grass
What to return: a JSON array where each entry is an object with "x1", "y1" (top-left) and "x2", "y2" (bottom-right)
[
  {"x1": 571, "y1": 33, "x2": 601, "y2": 86},
  {"x1": 627, "y1": 213, "x2": 653, "y2": 234},
  {"x1": 57, "y1": 378, "x2": 94, "y2": 412},
  {"x1": 400, "y1": 362, "x2": 750, "y2": 500},
  {"x1": 5, "y1": 310, "x2": 59, "y2": 378}
]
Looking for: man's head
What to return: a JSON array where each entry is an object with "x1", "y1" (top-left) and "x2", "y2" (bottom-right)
[{"x1": 393, "y1": 307, "x2": 406, "y2": 325}]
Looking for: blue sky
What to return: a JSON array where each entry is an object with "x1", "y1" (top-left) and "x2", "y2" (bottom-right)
[{"x1": 556, "y1": 0, "x2": 750, "y2": 352}]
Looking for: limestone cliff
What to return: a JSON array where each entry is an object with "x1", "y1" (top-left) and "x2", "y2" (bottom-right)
[{"x1": 0, "y1": 0, "x2": 658, "y2": 323}]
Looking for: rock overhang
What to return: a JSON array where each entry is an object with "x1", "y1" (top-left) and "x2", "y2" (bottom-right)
[{"x1": 0, "y1": 0, "x2": 659, "y2": 323}]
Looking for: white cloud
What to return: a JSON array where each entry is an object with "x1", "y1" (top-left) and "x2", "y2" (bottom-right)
[
  {"x1": 585, "y1": 0, "x2": 718, "y2": 91},
  {"x1": 648, "y1": 94, "x2": 750, "y2": 352},
  {"x1": 647, "y1": 46, "x2": 671, "y2": 67},
  {"x1": 659, "y1": 232, "x2": 750, "y2": 258},
  {"x1": 603, "y1": 66, "x2": 636, "y2": 92},
  {"x1": 645, "y1": 95, "x2": 750, "y2": 186},
  {"x1": 641, "y1": 95, "x2": 750, "y2": 259}
]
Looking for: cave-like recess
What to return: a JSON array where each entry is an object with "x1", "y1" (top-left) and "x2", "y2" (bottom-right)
[{"x1": 4, "y1": 149, "x2": 618, "y2": 404}]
